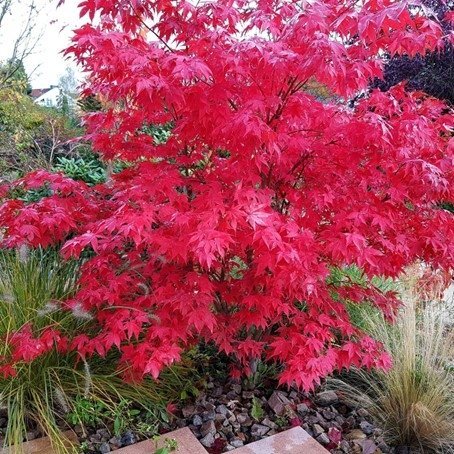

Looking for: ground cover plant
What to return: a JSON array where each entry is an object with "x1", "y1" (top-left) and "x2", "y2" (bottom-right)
[{"x1": 0, "y1": 0, "x2": 453, "y2": 401}]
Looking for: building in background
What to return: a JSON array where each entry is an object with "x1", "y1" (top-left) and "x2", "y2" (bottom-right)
[{"x1": 30, "y1": 85, "x2": 60, "y2": 107}]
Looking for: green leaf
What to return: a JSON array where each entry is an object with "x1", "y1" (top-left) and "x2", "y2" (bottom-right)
[{"x1": 251, "y1": 397, "x2": 264, "y2": 421}]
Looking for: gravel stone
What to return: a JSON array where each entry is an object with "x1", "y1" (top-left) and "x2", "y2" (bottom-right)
[
  {"x1": 231, "y1": 384, "x2": 242, "y2": 394},
  {"x1": 236, "y1": 413, "x2": 252, "y2": 426},
  {"x1": 360, "y1": 420, "x2": 375, "y2": 435},
  {"x1": 312, "y1": 424, "x2": 325, "y2": 437},
  {"x1": 96, "y1": 428, "x2": 110, "y2": 440},
  {"x1": 200, "y1": 420, "x2": 216, "y2": 437},
  {"x1": 212, "y1": 387, "x2": 223, "y2": 398},
  {"x1": 251, "y1": 423, "x2": 270, "y2": 437},
  {"x1": 192, "y1": 414, "x2": 203, "y2": 426},
  {"x1": 99, "y1": 442, "x2": 111, "y2": 453},
  {"x1": 120, "y1": 431, "x2": 136, "y2": 446},
  {"x1": 182, "y1": 405, "x2": 196, "y2": 418},
  {"x1": 296, "y1": 403, "x2": 309, "y2": 416},
  {"x1": 340, "y1": 440, "x2": 351, "y2": 453},
  {"x1": 231, "y1": 438, "x2": 244, "y2": 447},
  {"x1": 261, "y1": 417, "x2": 277, "y2": 429},
  {"x1": 26, "y1": 430, "x2": 39, "y2": 441},
  {"x1": 202, "y1": 410, "x2": 215, "y2": 421},
  {"x1": 216, "y1": 404, "x2": 229, "y2": 415},
  {"x1": 317, "y1": 433, "x2": 330, "y2": 445},
  {"x1": 89, "y1": 434, "x2": 102, "y2": 443},
  {"x1": 200, "y1": 432, "x2": 215, "y2": 447},
  {"x1": 268, "y1": 391, "x2": 291, "y2": 415},
  {"x1": 226, "y1": 391, "x2": 238, "y2": 400},
  {"x1": 109, "y1": 437, "x2": 122, "y2": 449},
  {"x1": 242, "y1": 391, "x2": 255, "y2": 400},
  {"x1": 322, "y1": 409, "x2": 336, "y2": 420},
  {"x1": 315, "y1": 390, "x2": 339, "y2": 406}
]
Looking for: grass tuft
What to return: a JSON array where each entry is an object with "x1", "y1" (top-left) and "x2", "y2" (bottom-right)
[
  {"x1": 0, "y1": 248, "x2": 197, "y2": 453},
  {"x1": 329, "y1": 269, "x2": 454, "y2": 453}
]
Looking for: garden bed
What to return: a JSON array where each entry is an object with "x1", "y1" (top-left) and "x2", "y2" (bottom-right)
[{"x1": 72, "y1": 377, "x2": 392, "y2": 454}]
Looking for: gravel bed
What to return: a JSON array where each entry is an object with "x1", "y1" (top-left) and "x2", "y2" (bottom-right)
[{"x1": 0, "y1": 379, "x2": 395, "y2": 453}]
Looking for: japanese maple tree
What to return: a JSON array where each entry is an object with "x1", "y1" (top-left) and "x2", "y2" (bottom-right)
[{"x1": 1, "y1": 0, "x2": 453, "y2": 390}]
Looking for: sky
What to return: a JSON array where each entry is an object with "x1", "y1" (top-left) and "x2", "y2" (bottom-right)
[{"x1": 0, "y1": 0, "x2": 82, "y2": 88}]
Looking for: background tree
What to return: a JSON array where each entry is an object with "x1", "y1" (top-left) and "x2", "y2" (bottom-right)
[
  {"x1": 57, "y1": 67, "x2": 79, "y2": 124},
  {"x1": 0, "y1": 58, "x2": 31, "y2": 94},
  {"x1": 0, "y1": 0, "x2": 41, "y2": 92}
]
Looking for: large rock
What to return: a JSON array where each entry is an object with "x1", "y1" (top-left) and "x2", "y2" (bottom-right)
[{"x1": 267, "y1": 391, "x2": 291, "y2": 416}]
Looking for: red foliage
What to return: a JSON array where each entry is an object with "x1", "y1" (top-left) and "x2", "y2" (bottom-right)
[{"x1": 1, "y1": 0, "x2": 453, "y2": 389}]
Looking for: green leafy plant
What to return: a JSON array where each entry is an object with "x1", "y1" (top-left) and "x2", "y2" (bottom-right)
[
  {"x1": 77, "y1": 440, "x2": 90, "y2": 453},
  {"x1": 251, "y1": 397, "x2": 264, "y2": 421},
  {"x1": 54, "y1": 156, "x2": 106, "y2": 185},
  {"x1": 141, "y1": 122, "x2": 173, "y2": 145},
  {"x1": 66, "y1": 396, "x2": 107, "y2": 428},
  {"x1": 243, "y1": 360, "x2": 280, "y2": 390},
  {"x1": 187, "y1": 342, "x2": 229, "y2": 383},
  {"x1": 110, "y1": 399, "x2": 140, "y2": 436},
  {"x1": 274, "y1": 416, "x2": 288, "y2": 428},
  {"x1": 153, "y1": 436, "x2": 178, "y2": 454}
]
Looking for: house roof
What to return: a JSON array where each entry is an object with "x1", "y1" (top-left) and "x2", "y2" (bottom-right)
[{"x1": 30, "y1": 87, "x2": 54, "y2": 99}]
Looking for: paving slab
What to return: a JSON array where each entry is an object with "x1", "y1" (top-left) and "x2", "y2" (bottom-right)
[
  {"x1": 113, "y1": 427, "x2": 208, "y2": 454},
  {"x1": 0, "y1": 430, "x2": 78, "y2": 454},
  {"x1": 231, "y1": 427, "x2": 330, "y2": 454}
]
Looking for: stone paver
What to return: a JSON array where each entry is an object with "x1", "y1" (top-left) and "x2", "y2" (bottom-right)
[
  {"x1": 231, "y1": 427, "x2": 330, "y2": 454},
  {"x1": 0, "y1": 425, "x2": 328, "y2": 454},
  {"x1": 113, "y1": 427, "x2": 208, "y2": 454},
  {"x1": 0, "y1": 431, "x2": 78, "y2": 454}
]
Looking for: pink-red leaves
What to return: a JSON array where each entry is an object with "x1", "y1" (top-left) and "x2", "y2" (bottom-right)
[{"x1": 0, "y1": 0, "x2": 452, "y2": 391}]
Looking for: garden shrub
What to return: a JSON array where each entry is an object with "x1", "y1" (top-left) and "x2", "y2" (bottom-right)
[
  {"x1": 0, "y1": 0, "x2": 452, "y2": 392},
  {"x1": 329, "y1": 271, "x2": 454, "y2": 452}
]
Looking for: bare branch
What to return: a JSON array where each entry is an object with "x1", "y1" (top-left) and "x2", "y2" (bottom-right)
[{"x1": 0, "y1": 0, "x2": 43, "y2": 91}]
